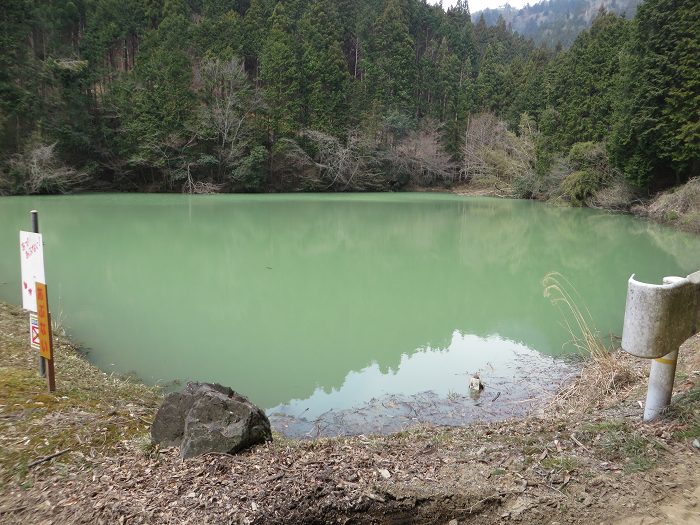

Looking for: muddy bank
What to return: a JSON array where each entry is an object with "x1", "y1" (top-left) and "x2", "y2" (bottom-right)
[
  {"x1": 269, "y1": 355, "x2": 576, "y2": 439},
  {"x1": 1, "y1": 301, "x2": 699, "y2": 524}
]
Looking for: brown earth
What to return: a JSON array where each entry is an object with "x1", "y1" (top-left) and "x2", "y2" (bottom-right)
[{"x1": 1, "y1": 300, "x2": 699, "y2": 524}]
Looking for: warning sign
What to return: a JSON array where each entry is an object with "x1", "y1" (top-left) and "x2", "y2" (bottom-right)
[
  {"x1": 29, "y1": 314, "x2": 40, "y2": 350},
  {"x1": 36, "y1": 283, "x2": 52, "y2": 360},
  {"x1": 19, "y1": 231, "x2": 45, "y2": 312}
]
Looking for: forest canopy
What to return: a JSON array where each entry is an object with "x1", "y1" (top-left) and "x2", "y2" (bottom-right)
[{"x1": 0, "y1": 0, "x2": 697, "y2": 196}]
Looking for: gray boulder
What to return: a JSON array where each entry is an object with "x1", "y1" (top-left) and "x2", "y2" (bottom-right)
[{"x1": 151, "y1": 382, "x2": 272, "y2": 458}]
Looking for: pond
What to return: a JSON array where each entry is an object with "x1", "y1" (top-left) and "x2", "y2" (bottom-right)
[{"x1": 1, "y1": 194, "x2": 699, "y2": 436}]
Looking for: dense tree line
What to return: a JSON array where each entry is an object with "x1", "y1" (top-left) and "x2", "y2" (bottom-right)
[{"x1": 0, "y1": 0, "x2": 697, "y2": 197}]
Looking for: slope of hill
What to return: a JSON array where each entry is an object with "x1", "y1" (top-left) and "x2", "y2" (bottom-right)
[{"x1": 474, "y1": 0, "x2": 642, "y2": 47}]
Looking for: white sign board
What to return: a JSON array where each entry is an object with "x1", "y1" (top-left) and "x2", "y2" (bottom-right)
[{"x1": 19, "y1": 231, "x2": 45, "y2": 312}]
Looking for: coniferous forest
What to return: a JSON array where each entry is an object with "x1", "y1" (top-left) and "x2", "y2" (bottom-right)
[{"x1": 0, "y1": 0, "x2": 698, "y2": 199}]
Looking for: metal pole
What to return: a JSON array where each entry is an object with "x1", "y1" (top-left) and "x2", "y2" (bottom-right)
[
  {"x1": 644, "y1": 349, "x2": 678, "y2": 422},
  {"x1": 31, "y1": 210, "x2": 46, "y2": 378}
]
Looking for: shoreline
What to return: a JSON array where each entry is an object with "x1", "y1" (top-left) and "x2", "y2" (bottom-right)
[
  {"x1": 445, "y1": 180, "x2": 700, "y2": 236},
  {"x1": 1, "y1": 300, "x2": 699, "y2": 523},
  {"x1": 2, "y1": 181, "x2": 697, "y2": 236}
]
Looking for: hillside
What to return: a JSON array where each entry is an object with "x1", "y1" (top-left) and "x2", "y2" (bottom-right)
[
  {"x1": 474, "y1": 0, "x2": 642, "y2": 47},
  {"x1": 1, "y1": 0, "x2": 696, "y2": 196}
]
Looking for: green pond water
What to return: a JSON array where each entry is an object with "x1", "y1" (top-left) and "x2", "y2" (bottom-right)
[{"x1": 1, "y1": 194, "x2": 699, "y2": 436}]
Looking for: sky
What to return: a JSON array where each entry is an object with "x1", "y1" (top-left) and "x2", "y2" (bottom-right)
[{"x1": 432, "y1": 0, "x2": 533, "y2": 14}]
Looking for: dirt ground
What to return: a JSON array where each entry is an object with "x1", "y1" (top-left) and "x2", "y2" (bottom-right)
[{"x1": 1, "y1": 301, "x2": 699, "y2": 524}]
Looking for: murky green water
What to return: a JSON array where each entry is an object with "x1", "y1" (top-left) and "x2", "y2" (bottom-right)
[{"x1": 1, "y1": 194, "x2": 699, "y2": 435}]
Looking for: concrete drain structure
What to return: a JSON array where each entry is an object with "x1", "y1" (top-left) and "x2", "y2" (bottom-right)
[{"x1": 621, "y1": 270, "x2": 700, "y2": 421}]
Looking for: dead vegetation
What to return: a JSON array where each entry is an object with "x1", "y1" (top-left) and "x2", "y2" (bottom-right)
[
  {"x1": 277, "y1": 121, "x2": 458, "y2": 192},
  {"x1": 0, "y1": 300, "x2": 699, "y2": 524},
  {"x1": 460, "y1": 112, "x2": 535, "y2": 197},
  {"x1": 643, "y1": 177, "x2": 700, "y2": 234},
  {"x1": 4, "y1": 140, "x2": 89, "y2": 195},
  {"x1": 542, "y1": 273, "x2": 644, "y2": 413}
]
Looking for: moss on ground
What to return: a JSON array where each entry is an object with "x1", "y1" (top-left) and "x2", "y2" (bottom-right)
[{"x1": 0, "y1": 302, "x2": 161, "y2": 488}]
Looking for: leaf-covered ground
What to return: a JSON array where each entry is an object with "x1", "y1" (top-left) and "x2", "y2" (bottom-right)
[{"x1": 1, "y1": 301, "x2": 699, "y2": 524}]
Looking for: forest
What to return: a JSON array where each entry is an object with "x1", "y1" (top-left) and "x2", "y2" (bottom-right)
[
  {"x1": 477, "y1": 0, "x2": 642, "y2": 48},
  {"x1": 0, "y1": 0, "x2": 697, "y2": 201}
]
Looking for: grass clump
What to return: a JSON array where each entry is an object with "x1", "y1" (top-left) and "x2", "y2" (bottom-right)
[
  {"x1": 541, "y1": 455, "x2": 582, "y2": 473},
  {"x1": 543, "y1": 273, "x2": 642, "y2": 410},
  {"x1": 561, "y1": 170, "x2": 601, "y2": 206},
  {"x1": 668, "y1": 383, "x2": 700, "y2": 440},
  {"x1": 0, "y1": 302, "x2": 162, "y2": 488},
  {"x1": 578, "y1": 420, "x2": 660, "y2": 473}
]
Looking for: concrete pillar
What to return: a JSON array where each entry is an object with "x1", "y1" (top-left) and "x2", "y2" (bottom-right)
[{"x1": 621, "y1": 271, "x2": 700, "y2": 421}]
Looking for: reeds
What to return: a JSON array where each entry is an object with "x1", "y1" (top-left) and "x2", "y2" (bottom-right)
[
  {"x1": 542, "y1": 272, "x2": 643, "y2": 409},
  {"x1": 542, "y1": 272, "x2": 608, "y2": 359}
]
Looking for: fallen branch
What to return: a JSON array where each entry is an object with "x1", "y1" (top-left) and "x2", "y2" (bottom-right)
[
  {"x1": 261, "y1": 472, "x2": 285, "y2": 483},
  {"x1": 28, "y1": 448, "x2": 71, "y2": 469},
  {"x1": 570, "y1": 432, "x2": 593, "y2": 454}
]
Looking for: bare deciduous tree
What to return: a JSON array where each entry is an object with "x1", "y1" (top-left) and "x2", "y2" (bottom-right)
[
  {"x1": 196, "y1": 57, "x2": 264, "y2": 184},
  {"x1": 393, "y1": 120, "x2": 457, "y2": 185},
  {"x1": 460, "y1": 112, "x2": 534, "y2": 189},
  {"x1": 10, "y1": 141, "x2": 89, "y2": 194},
  {"x1": 278, "y1": 130, "x2": 386, "y2": 191}
]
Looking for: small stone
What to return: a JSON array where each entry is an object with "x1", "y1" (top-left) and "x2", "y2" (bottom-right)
[
  {"x1": 692, "y1": 439, "x2": 700, "y2": 450},
  {"x1": 378, "y1": 468, "x2": 391, "y2": 479}
]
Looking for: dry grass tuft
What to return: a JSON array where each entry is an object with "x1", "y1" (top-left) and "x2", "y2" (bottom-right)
[
  {"x1": 542, "y1": 272, "x2": 644, "y2": 411},
  {"x1": 646, "y1": 177, "x2": 700, "y2": 233}
]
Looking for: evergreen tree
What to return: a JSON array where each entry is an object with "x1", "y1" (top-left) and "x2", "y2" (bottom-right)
[
  {"x1": 298, "y1": 0, "x2": 350, "y2": 135},
  {"x1": 0, "y1": 0, "x2": 36, "y2": 154},
  {"x1": 366, "y1": 0, "x2": 417, "y2": 116},
  {"x1": 609, "y1": 0, "x2": 700, "y2": 187},
  {"x1": 242, "y1": 0, "x2": 274, "y2": 77},
  {"x1": 259, "y1": 2, "x2": 302, "y2": 138},
  {"x1": 474, "y1": 43, "x2": 510, "y2": 114},
  {"x1": 192, "y1": 9, "x2": 243, "y2": 59},
  {"x1": 541, "y1": 11, "x2": 629, "y2": 153},
  {"x1": 111, "y1": 12, "x2": 195, "y2": 182}
]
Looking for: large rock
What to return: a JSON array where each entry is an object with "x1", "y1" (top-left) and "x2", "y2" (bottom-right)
[{"x1": 151, "y1": 382, "x2": 272, "y2": 458}]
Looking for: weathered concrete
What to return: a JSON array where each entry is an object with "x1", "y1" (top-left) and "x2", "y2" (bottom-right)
[
  {"x1": 621, "y1": 271, "x2": 700, "y2": 421},
  {"x1": 621, "y1": 275, "x2": 699, "y2": 359}
]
